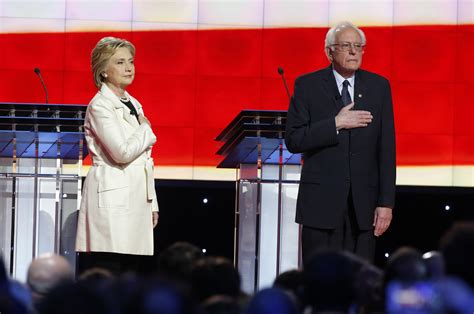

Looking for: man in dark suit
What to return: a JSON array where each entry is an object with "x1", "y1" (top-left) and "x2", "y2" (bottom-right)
[{"x1": 285, "y1": 22, "x2": 396, "y2": 265}]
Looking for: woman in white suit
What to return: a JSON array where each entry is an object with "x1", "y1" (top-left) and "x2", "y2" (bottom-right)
[{"x1": 75, "y1": 37, "x2": 158, "y2": 273}]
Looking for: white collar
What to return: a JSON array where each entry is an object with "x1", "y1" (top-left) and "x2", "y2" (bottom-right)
[
  {"x1": 332, "y1": 68, "x2": 355, "y2": 89},
  {"x1": 99, "y1": 83, "x2": 142, "y2": 110}
]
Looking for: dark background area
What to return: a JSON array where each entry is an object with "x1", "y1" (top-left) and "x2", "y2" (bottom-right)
[
  {"x1": 149, "y1": 180, "x2": 473, "y2": 270},
  {"x1": 154, "y1": 180, "x2": 236, "y2": 260}
]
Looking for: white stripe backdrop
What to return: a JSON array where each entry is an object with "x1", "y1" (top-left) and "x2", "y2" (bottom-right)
[{"x1": 0, "y1": 0, "x2": 471, "y2": 33}]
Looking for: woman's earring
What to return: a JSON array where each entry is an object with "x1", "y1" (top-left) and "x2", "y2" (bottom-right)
[{"x1": 102, "y1": 73, "x2": 108, "y2": 78}]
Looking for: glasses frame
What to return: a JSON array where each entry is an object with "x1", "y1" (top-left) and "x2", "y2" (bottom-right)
[{"x1": 331, "y1": 42, "x2": 365, "y2": 52}]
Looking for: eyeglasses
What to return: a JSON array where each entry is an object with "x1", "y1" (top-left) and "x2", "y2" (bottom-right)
[{"x1": 331, "y1": 42, "x2": 365, "y2": 52}]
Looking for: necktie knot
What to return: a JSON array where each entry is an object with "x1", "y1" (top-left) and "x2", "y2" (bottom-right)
[{"x1": 343, "y1": 80, "x2": 350, "y2": 88}]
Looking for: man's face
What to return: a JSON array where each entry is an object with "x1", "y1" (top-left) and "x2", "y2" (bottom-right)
[{"x1": 327, "y1": 27, "x2": 364, "y2": 78}]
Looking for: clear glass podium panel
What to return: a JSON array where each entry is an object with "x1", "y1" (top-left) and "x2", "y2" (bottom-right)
[
  {"x1": 60, "y1": 179, "x2": 80, "y2": 268},
  {"x1": 237, "y1": 180, "x2": 258, "y2": 294},
  {"x1": 14, "y1": 175, "x2": 35, "y2": 281},
  {"x1": 236, "y1": 162, "x2": 302, "y2": 293},
  {"x1": 280, "y1": 164, "x2": 301, "y2": 272},
  {"x1": 0, "y1": 102, "x2": 86, "y2": 281},
  {"x1": 258, "y1": 182, "x2": 279, "y2": 289},
  {"x1": 0, "y1": 158, "x2": 82, "y2": 281},
  {"x1": 0, "y1": 176, "x2": 13, "y2": 273},
  {"x1": 280, "y1": 183, "x2": 300, "y2": 272}
]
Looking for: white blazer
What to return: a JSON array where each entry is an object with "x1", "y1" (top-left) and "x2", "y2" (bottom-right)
[{"x1": 76, "y1": 84, "x2": 158, "y2": 255}]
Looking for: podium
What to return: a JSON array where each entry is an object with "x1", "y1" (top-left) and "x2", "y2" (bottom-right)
[
  {"x1": 0, "y1": 102, "x2": 88, "y2": 281},
  {"x1": 216, "y1": 110, "x2": 302, "y2": 293}
]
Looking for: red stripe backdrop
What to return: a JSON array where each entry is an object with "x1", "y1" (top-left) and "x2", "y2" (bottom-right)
[{"x1": 0, "y1": 25, "x2": 473, "y2": 168}]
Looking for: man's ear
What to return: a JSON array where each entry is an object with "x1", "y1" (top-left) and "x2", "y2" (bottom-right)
[{"x1": 325, "y1": 47, "x2": 333, "y2": 62}]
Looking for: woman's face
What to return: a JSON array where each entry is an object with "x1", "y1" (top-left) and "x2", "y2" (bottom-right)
[{"x1": 104, "y1": 47, "x2": 135, "y2": 90}]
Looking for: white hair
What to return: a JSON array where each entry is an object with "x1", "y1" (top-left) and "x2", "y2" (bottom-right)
[{"x1": 325, "y1": 21, "x2": 366, "y2": 50}]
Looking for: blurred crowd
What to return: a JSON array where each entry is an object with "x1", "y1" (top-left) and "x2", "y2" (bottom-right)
[{"x1": 1, "y1": 221, "x2": 474, "y2": 314}]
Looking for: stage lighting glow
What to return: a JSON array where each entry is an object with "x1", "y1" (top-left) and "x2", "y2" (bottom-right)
[
  {"x1": 444, "y1": 205, "x2": 450, "y2": 211},
  {"x1": 203, "y1": 198, "x2": 208, "y2": 204}
]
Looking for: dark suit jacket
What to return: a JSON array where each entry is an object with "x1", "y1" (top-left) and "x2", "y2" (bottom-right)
[{"x1": 285, "y1": 66, "x2": 396, "y2": 230}]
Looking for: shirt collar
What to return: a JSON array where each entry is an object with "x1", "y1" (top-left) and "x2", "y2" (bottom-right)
[{"x1": 332, "y1": 68, "x2": 355, "y2": 89}]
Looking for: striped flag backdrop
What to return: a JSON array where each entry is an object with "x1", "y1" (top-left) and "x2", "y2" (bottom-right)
[{"x1": 0, "y1": 0, "x2": 472, "y2": 186}]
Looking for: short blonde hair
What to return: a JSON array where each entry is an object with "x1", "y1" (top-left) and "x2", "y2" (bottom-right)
[{"x1": 91, "y1": 36, "x2": 136, "y2": 89}]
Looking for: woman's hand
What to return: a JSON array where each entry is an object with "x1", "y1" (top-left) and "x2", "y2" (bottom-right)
[{"x1": 152, "y1": 212, "x2": 159, "y2": 228}]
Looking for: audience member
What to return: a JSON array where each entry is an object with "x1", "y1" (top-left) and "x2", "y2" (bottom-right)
[
  {"x1": 37, "y1": 280, "x2": 113, "y2": 314},
  {"x1": 354, "y1": 261, "x2": 384, "y2": 314},
  {"x1": 202, "y1": 295, "x2": 241, "y2": 314},
  {"x1": 3, "y1": 234, "x2": 474, "y2": 314},
  {"x1": 123, "y1": 278, "x2": 197, "y2": 314},
  {"x1": 422, "y1": 250, "x2": 445, "y2": 279},
  {"x1": 0, "y1": 257, "x2": 28, "y2": 314},
  {"x1": 384, "y1": 247, "x2": 427, "y2": 286},
  {"x1": 78, "y1": 267, "x2": 115, "y2": 282},
  {"x1": 439, "y1": 222, "x2": 474, "y2": 289},
  {"x1": 8, "y1": 279, "x2": 33, "y2": 313},
  {"x1": 158, "y1": 242, "x2": 203, "y2": 282},
  {"x1": 273, "y1": 269, "x2": 304, "y2": 311},
  {"x1": 432, "y1": 277, "x2": 474, "y2": 314},
  {"x1": 245, "y1": 288, "x2": 298, "y2": 314},
  {"x1": 191, "y1": 256, "x2": 247, "y2": 308},
  {"x1": 273, "y1": 269, "x2": 303, "y2": 297},
  {"x1": 303, "y1": 249, "x2": 360, "y2": 313},
  {"x1": 27, "y1": 253, "x2": 74, "y2": 306}
]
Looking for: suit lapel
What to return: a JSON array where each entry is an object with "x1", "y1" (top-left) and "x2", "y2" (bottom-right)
[
  {"x1": 321, "y1": 66, "x2": 344, "y2": 111},
  {"x1": 100, "y1": 84, "x2": 138, "y2": 127},
  {"x1": 120, "y1": 103, "x2": 138, "y2": 127},
  {"x1": 126, "y1": 92, "x2": 143, "y2": 115},
  {"x1": 352, "y1": 70, "x2": 370, "y2": 138},
  {"x1": 354, "y1": 70, "x2": 369, "y2": 111}
]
